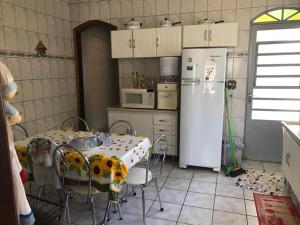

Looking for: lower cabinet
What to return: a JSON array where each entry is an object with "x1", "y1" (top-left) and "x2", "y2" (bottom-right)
[
  {"x1": 282, "y1": 126, "x2": 300, "y2": 200},
  {"x1": 107, "y1": 108, "x2": 178, "y2": 156}
]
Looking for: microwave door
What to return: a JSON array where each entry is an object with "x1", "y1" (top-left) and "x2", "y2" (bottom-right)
[{"x1": 126, "y1": 93, "x2": 143, "y2": 105}]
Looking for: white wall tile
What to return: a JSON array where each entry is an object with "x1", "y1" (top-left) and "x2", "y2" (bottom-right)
[
  {"x1": 194, "y1": 0, "x2": 208, "y2": 11},
  {"x1": 2, "y1": 2, "x2": 16, "y2": 27},
  {"x1": 15, "y1": 6, "x2": 27, "y2": 30},
  {"x1": 133, "y1": 0, "x2": 144, "y2": 17},
  {"x1": 236, "y1": 30, "x2": 249, "y2": 51},
  {"x1": 79, "y1": 3, "x2": 89, "y2": 21},
  {"x1": 208, "y1": 0, "x2": 222, "y2": 11},
  {"x1": 222, "y1": 0, "x2": 236, "y2": 9},
  {"x1": 268, "y1": 0, "x2": 284, "y2": 5},
  {"x1": 222, "y1": 9, "x2": 236, "y2": 22},
  {"x1": 236, "y1": 0, "x2": 251, "y2": 8},
  {"x1": 22, "y1": 80, "x2": 34, "y2": 100},
  {"x1": 111, "y1": 0, "x2": 121, "y2": 18},
  {"x1": 194, "y1": 12, "x2": 208, "y2": 23},
  {"x1": 181, "y1": 0, "x2": 194, "y2": 13},
  {"x1": 144, "y1": 0, "x2": 156, "y2": 16},
  {"x1": 252, "y1": 0, "x2": 267, "y2": 7},
  {"x1": 100, "y1": 1, "x2": 111, "y2": 19},
  {"x1": 208, "y1": 10, "x2": 222, "y2": 21},
  {"x1": 16, "y1": 30, "x2": 29, "y2": 53},
  {"x1": 169, "y1": 0, "x2": 180, "y2": 14},
  {"x1": 4, "y1": 27, "x2": 18, "y2": 51},
  {"x1": 181, "y1": 13, "x2": 194, "y2": 25},
  {"x1": 232, "y1": 78, "x2": 247, "y2": 99},
  {"x1": 236, "y1": 8, "x2": 251, "y2": 30},
  {"x1": 156, "y1": 0, "x2": 169, "y2": 15},
  {"x1": 27, "y1": 10, "x2": 38, "y2": 32},
  {"x1": 26, "y1": 0, "x2": 36, "y2": 10},
  {"x1": 121, "y1": 0, "x2": 132, "y2": 18},
  {"x1": 233, "y1": 57, "x2": 248, "y2": 78},
  {"x1": 24, "y1": 101, "x2": 36, "y2": 121},
  {"x1": 0, "y1": 27, "x2": 5, "y2": 50}
]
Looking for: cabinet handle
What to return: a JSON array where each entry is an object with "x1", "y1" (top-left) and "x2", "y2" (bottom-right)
[
  {"x1": 204, "y1": 30, "x2": 207, "y2": 41},
  {"x1": 156, "y1": 37, "x2": 159, "y2": 47},
  {"x1": 286, "y1": 152, "x2": 291, "y2": 166},
  {"x1": 208, "y1": 30, "x2": 212, "y2": 41},
  {"x1": 159, "y1": 119, "x2": 168, "y2": 122},
  {"x1": 159, "y1": 129, "x2": 169, "y2": 132},
  {"x1": 129, "y1": 39, "x2": 132, "y2": 48},
  {"x1": 132, "y1": 39, "x2": 136, "y2": 48}
]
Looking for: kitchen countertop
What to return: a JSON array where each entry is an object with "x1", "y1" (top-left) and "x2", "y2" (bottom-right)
[
  {"x1": 107, "y1": 105, "x2": 178, "y2": 113},
  {"x1": 282, "y1": 122, "x2": 300, "y2": 146}
]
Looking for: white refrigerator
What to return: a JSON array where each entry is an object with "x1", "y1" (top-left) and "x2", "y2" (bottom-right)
[{"x1": 179, "y1": 48, "x2": 226, "y2": 171}]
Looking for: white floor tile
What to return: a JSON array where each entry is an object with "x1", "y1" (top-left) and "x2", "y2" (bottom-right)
[
  {"x1": 108, "y1": 213, "x2": 142, "y2": 225},
  {"x1": 158, "y1": 188, "x2": 187, "y2": 205},
  {"x1": 214, "y1": 196, "x2": 246, "y2": 214},
  {"x1": 262, "y1": 162, "x2": 282, "y2": 172},
  {"x1": 247, "y1": 216, "x2": 259, "y2": 225},
  {"x1": 169, "y1": 168, "x2": 194, "y2": 180},
  {"x1": 120, "y1": 197, "x2": 153, "y2": 216},
  {"x1": 216, "y1": 184, "x2": 244, "y2": 199},
  {"x1": 245, "y1": 200, "x2": 257, "y2": 216},
  {"x1": 147, "y1": 201, "x2": 182, "y2": 222},
  {"x1": 193, "y1": 169, "x2": 218, "y2": 183},
  {"x1": 241, "y1": 160, "x2": 263, "y2": 170},
  {"x1": 217, "y1": 173, "x2": 237, "y2": 185},
  {"x1": 144, "y1": 217, "x2": 176, "y2": 225},
  {"x1": 149, "y1": 176, "x2": 167, "y2": 187},
  {"x1": 189, "y1": 180, "x2": 216, "y2": 195},
  {"x1": 134, "y1": 186, "x2": 159, "y2": 200},
  {"x1": 243, "y1": 189, "x2": 255, "y2": 200},
  {"x1": 184, "y1": 192, "x2": 214, "y2": 209},
  {"x1": 163, "y1": 177, "x2": 191, "y2": 191},
  {"x1": 178, "y1": 206, "x2": 213, "y2": 225},
  {"x1": 212, "y1": 211, "x2": 247, "y2": 225}
]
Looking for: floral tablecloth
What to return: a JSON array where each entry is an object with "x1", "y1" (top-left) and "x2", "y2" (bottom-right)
[{"x1": 14, "y1": 130, "x2": 151, "y2": 200}]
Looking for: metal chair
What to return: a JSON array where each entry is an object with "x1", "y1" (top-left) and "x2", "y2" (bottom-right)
[
  {"x1": 125, "y1": 135, "x2": 168, "y2": 225},
  {"x1": 12, "y1": 123, "x2": 29, "y2": 141},
  {"x1": 61, "y1": 116, "x2": 89, "y2": 132},
  {"x1": 52, "y1": 144, "x2": 98, "y2": 225},
  {"x1": 108, "y1": 120, "x2": 137, "y2": 136}
]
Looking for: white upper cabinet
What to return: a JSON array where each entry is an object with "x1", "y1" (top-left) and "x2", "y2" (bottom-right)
[
  {"x1": 182, "y1": 23, "x2": 238, "y2": 48},
  {"x1": 208, "y1": 23, "x2": 238, "y2": 47},
  {"x1": 133, "y1": 28, "x2": 157, "y2": 58},
  {"x1": 183, "y1": 24, "x2": 209, "y2": 48},
  {"x1": 156, "y1": 26, "x2": 182, "y2": 57},
  {"x1": 111, "y1": 30, "x2": 133, "y2": 58}
]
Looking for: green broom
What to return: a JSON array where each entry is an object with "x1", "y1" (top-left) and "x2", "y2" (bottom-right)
[{"x1": 224, "y1": 86, "x2": 246, "y2": 177}]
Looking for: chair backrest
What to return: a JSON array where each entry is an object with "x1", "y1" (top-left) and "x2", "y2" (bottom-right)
[
  {"x1": 109, "y1": 120, "x2": 137, "y2": 136},
  {"x1": 12, "y1": 124, "x2": 29, "y2": 141},
  {"x1": 145, "y1": 135, "x2": 168, "y2": 184},
  {"x1": 52, "y1": 144, "x2": 92, "y2": 196},
  {"x1": 61, "y1": 116, "x2": 89, "y2": 132}
]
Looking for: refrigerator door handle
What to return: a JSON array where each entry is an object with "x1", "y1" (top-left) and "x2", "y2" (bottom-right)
[{"x1": 181, "y1": 80, "x2": 200, "y2": 85}]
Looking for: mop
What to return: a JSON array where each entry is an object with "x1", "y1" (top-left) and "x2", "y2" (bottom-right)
[{"x1": 224, "y1": 85, "x2": 246, "y2": 177}]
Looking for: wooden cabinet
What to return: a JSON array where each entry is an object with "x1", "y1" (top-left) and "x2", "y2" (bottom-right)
[
  {"x1": 133, "y1": 28, "x2": 157, "y2": 58},
  {"x1": 111, "y1": 30, "x2": 133, "y2": 58},
  {"x1": 111, "y1": 27, "x2": 182, "y2": 58},
  {"x1": 182, "y1": 25, "x2": 209, "y2": 47},
  {"x1": 182, "y1": 23, "x2": 238, "y2": 48},
  {"x1": 129, "y1": 111, "x2": 153, "y2": 142},
  {"x1": 208, "y1": 23, "x2": 238, "y2": 47},
  {"x1": 107, "y1": 108, "x2": 178, "y2": 156},
  {"x1": 282, "y1": 126, "x2": 300, "y2": 200},
  {"x1": 156, "y1": 26, "x2": 182, "y2": 57}
]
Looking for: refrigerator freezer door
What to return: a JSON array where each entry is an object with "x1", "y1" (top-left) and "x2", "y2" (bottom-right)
[
  {"x1": 180, "y1": 81, "x2": 225, "y2": 169},
  {"x1": 181, "y1": 48, "x2": 227, "y2": 82}
]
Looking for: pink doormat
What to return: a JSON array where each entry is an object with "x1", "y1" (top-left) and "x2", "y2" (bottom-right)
[{"x1": 254, "y1": 193, "x2": 300, "y2": 225}]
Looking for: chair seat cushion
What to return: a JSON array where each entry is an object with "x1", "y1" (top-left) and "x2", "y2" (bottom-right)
[
  {"x1": 72, "y1": 185, "x2": 99, "y2": 195},
  {"x1": 126, "y1": 167, "x2": 152, "y2": 185}
]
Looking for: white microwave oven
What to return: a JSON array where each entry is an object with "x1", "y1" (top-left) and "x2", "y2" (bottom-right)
[{"x1": 121, "y1": 88, "x2": 155, "y2": 109}]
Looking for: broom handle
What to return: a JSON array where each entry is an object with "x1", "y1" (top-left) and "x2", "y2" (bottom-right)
[{"x1": 225, "y1": 87, "x2": 236, "y2": 168}]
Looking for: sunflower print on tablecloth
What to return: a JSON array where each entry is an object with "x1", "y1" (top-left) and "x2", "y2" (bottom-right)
[{"x1": 15, "y1": 145, "x2": 28, "y2": 168}]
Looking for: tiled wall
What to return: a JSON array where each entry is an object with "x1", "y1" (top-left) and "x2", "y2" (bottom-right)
[
  {"x1": 69, "y1": 0, "x2": 300, "y2": 140},
  {"x1": 0, "y1": 0, "x2": 77, "y2": 136}
]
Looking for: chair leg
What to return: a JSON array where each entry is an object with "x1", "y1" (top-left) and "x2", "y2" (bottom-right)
[
  {"x1": 117, "y1": 202, "x2": 123, "y2": 220},
  {"x1": 63, "y1": 194, "x2": 71, "y2": 225},
  {"x1": 36, "y1": 186, "x2": 43, "y2": 207},
  {"x1": 91, "y1": 195, "x2": 96, "y2": 225},
  {"x1": 121, "y1": 184, "x2": 129, "y2": 202},
  {"x1": 132, "y1": 186, "x2": 136, "y2": 196},
  {"x1": 141, "y1": 185, "x2": 146, "y2": 225},
  {"x1": 100, "y1": 200, "x2": 111, "y2": 225},
  {"x1": 154, "y1": 179, "x2": 163, "y2": 211}
]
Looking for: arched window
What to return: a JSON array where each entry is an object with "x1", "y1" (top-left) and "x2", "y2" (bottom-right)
[{"x1": 253, "y1": 8, "x2": 300, "y2": 23}]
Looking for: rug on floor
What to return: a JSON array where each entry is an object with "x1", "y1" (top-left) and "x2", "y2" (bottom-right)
[
  {"x1": 235, "y1": 169, "x2": 285, "y2": 195},
  {"x1": 254, "y1": 193, "x2": 300, "y2": 225}
]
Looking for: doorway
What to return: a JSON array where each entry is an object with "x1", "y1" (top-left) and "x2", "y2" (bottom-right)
[
  {"x1": 74, "y1": 21, "x2": 119, "y2": 131},
  {"x1": 245, "y1": 9, "x2": 300, "y2": 162}
]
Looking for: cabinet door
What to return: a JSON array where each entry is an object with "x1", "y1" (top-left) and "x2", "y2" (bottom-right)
[
  {"x1": 133, "y1": 28, "x2": 157, "y2": 58},
  {"x1": 182, "y1": 24, "x2": 209, "y2": 48},
  {"x1": 108, "y1": 111, "x2": 130, "y2": 127},
  {"x1": 111, "y1": 30, "x2": 133, "y2": 58},
  {"x1": 208, "y1": 23, "x2": 238, "y2": 47},
  {"x1": 156, "y1": 26, "x2": 182, "y2": 57},
  {"x1": 130, "y1": 111, "x2": 153, "y2": 142}
]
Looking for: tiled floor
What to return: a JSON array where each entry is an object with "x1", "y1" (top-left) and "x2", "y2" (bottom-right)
[{"x1": 60, "y1": 160, "x2": 282, "y2": 225}]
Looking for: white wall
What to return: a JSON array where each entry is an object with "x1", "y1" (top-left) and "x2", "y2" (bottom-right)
[{"x1": 0, "y1": 0, "x2": 77, "y2": 136}]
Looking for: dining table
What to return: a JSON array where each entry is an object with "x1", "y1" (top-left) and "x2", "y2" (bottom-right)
[{"x1": 14, "y1": 129, "x2": 152, "y2": 202}]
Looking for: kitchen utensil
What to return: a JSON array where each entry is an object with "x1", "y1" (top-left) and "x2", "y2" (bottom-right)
[
  {"x1": 160, "y1": 18, "x2": 181, "y2": 27},
  {"x1": 124, "y1": 18, "x2": 142, "y2": 30}
]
